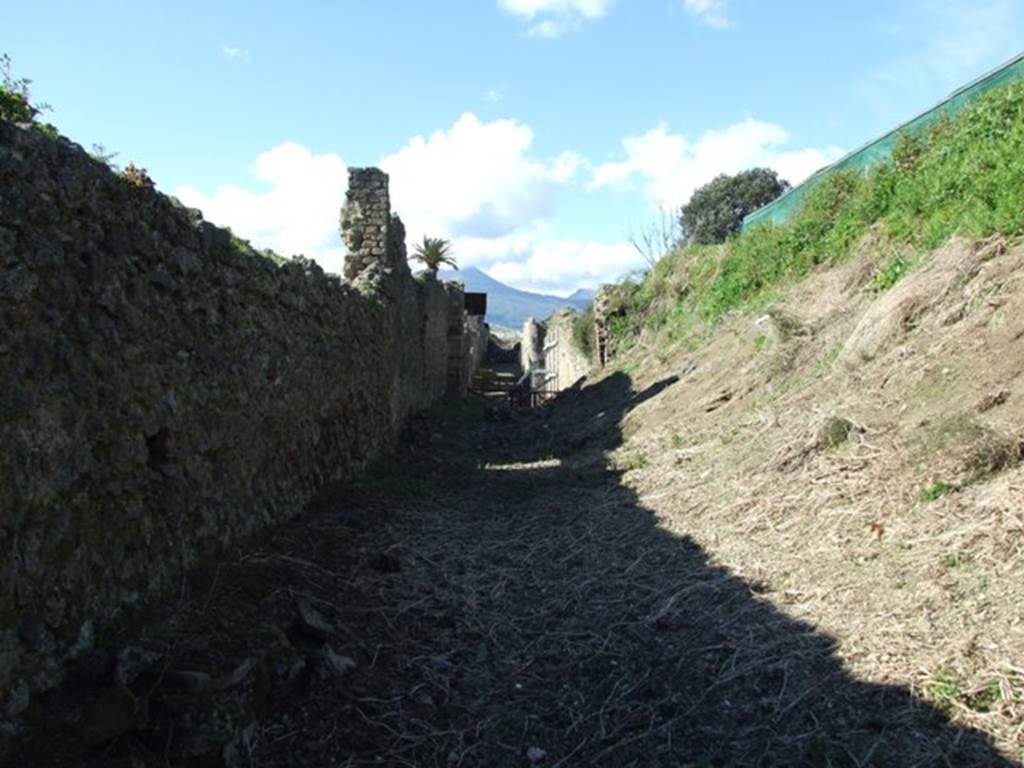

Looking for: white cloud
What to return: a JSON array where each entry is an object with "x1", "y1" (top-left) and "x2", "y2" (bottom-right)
[
  {"x1": 380, "y1": 113, "x2": 624, "y2": 292},
  {"x1": 221, "y1": 44, "x2": 251, "y2": 62},
  {"x1": 483, "y1": 87, "x2": 504, "y2": 103},
  {"x1": 175, "y1": 142, "x2": 349, "y2": 274},
  {"x1": 487, "y1": 238, "x2": 640, "y2": 294},
  {"x1": 171, "y1": 114, "x2": 616, "y2": 293},
  {"x1": 498, "y1": 0, "x2": 611, "y2": 37},
  {"x1": 682, "y1": 0, "x2": 730, "y2": 29},
  {"x1": 381, "y1": 112, "x2": 582, "y2": 244},
  {"x1": 171, "y1": 113, "x2": 840, "y2": 295},
  {"x1": 590, "y1": 118, "x2": 844, "y2": 210}
]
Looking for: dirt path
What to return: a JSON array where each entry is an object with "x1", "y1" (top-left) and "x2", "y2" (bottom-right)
[{"x1": 16, "y1": 375, "x2": 1017, "y2": 767}]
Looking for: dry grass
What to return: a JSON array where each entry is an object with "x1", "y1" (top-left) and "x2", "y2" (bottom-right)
[
  {"x1": 14, "y1": 237, "x2": 1024, "y2": 767},
  {"x1": 616, "y1": 236, "x2": 1024, "y2": 764}
]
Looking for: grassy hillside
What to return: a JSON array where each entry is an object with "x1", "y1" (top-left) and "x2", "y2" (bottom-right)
[
  {"x1": 591, "y1": 78, "x2": 1024, "y2": 356},
  {"x1": 573, "y1": 75, "x2": 1024, "y2": 762}
]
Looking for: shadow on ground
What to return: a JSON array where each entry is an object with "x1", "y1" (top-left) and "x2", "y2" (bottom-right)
[{"x1": 15, "y1": 373, "x2": 1018, "y2": 767}]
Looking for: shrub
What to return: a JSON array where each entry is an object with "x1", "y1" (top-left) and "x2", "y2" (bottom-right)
[{"x1": 681, "y1": 168, "x2": 790, "y2": 245}]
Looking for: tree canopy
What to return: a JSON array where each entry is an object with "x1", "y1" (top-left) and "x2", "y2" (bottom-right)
[{"x1": 680, "y1": 168, "x2": 790, "y2": 245}]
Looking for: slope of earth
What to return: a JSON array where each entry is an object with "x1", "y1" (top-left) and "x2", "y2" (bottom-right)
[
  {"x1": 606, "y1": 234, "x2": 1024, "y2": 765},
  {"x1": 12, "y1": 232, "x2": 1023, "y2": 768}
]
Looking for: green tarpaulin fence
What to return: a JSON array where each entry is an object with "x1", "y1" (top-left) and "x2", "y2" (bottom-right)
[{"x1": 743, "y1": 51, "x2": 1024, "y2": 230}]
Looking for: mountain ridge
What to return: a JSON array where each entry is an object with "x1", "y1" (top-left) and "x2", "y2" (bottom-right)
[{"x1": 436, "y1": 266, "x2": 591, "y2": 329}]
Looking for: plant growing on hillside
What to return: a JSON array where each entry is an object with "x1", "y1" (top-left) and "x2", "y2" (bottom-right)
[
  {"x1": 1, "y1": 53, "x2": 50, "y2": 123},
  {"x1": 680, "y1": 168, "x2": 790, "y2": 245},
  {"x1": 919, "y1": 481, "x2": 954, "y2": 502},
  {"x1": 572, "y1": 305, "x2": 595, "y2": 358},
  {"x1": 629, "y1": 206, "x2": 680, "y2": 267},
  {"x1": 869, "y1": 253, "x2": 912, "y2": 293},
  {"x1": 412, "y1": 236, "x2": 457, "y2": 274}
]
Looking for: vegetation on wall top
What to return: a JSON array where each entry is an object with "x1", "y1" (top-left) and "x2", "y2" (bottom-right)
[{"x1": 413, "y1": 237, "x2": 458, "y2": 274}]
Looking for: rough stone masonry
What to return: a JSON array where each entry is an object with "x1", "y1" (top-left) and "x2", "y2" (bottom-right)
[{"x1": 0, "y1": 121, "x2": 479, "y2": 721}]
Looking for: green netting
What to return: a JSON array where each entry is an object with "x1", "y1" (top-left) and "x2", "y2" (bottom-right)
[{"x1": 743, "y1": 51, "x2": 1024, "y2": 230}]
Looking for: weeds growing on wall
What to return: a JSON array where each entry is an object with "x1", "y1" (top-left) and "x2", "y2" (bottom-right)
[
  {"x1": 0, "y1": 53, "x2": 64, "y2": 143},
  {"x1": 572, "y1": 305, "x2": 595, "y2": 358},
  {"x1": 603, "y1": 78, "x2": 1024, "y2": 353},
  {"x1": 0, "y1": 53, "x2": 48, "y2": 123}
]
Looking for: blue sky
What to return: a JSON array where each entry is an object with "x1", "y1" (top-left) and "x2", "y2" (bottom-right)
[{"x1": 6, "y1": 1, "x2": 1024, "y2": 294}]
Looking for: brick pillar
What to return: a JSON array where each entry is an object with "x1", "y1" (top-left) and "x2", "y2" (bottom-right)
[{"x1": 339, "y1": 168, "x2": 410, "y2": 289}]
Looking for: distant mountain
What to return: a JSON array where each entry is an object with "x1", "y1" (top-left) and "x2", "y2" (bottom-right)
[
  {"x1": 566, "y1": 288, "x2": 595, "y2": 302},
  {"x1": 436, "y1": 267, "x2": 592, "y2": 329}
]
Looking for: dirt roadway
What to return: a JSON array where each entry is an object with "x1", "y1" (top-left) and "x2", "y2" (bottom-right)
[{"x1": 14, "y1": 374, "x2": 1017, "y2": 767}]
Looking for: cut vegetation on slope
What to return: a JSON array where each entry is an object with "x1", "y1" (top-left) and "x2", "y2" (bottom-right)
[{"x1": 575, "y1": 75, "x2": 1024, "y2": 764}]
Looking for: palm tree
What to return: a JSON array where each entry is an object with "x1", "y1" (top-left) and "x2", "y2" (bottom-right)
[{"x1": 412, "y1": 236, "x2": 457, "y2": 275}]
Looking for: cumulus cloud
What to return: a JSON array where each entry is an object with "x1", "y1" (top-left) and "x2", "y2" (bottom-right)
[
  {"x1": 487, "y1": 238, "x2": 640, "y2": 294},
  {"x1": 381, "y1": 112, "x2": 583, "y2": 244},
  {"x1": 590, "y1": 118, "x2": 844, "y2": 210},
  {"x1": 171, "y1": 112, "x2": 842, "y2": 295},
  {"x1": 498, "y1": 0, "x2": 611, "y2": 37},
  {"x1": 379, "y1": 113, "x2": 629, "y2": 292},
  {"x1": 172, "y1": 114, "x2": 614, "y2": 293},
  {"x1": 221, "y1": 44, "x2": 251, "y2": 62},
  {"x1": 681, "y1": 0, "x2": 730, "y2": 28},
  {"x1": 175, "y1": 142, "x2": 349, "y2": 274}
]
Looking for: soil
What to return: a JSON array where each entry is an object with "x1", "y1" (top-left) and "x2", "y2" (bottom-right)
[{"x1": 13, "y1": 235, "x2": 1024, "y2": 767}]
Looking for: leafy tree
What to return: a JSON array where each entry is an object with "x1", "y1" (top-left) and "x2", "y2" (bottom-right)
[
  {"x1": 412, "y1": 236, "x2": 457, "y2": 274},
  {"x1": 680, "y1": 168, "x2": 790, "y2": 245}
]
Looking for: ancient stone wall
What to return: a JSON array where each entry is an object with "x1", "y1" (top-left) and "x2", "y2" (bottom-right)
[
  {"x1": 0, "y1": 124, "x2": 472, "y2": 714},
  {"x1": 464, "y1": 315, "x2": 488, "y2": 389},
  {"x1": 520, "y1": 310, "x2": 591, "y2": 395},
  {"x1": 542, "y1": 309, "x2": 591, "y2": 390},
  {"x1": 521, "y1": 317, "x2": 545, "y2": 382}
]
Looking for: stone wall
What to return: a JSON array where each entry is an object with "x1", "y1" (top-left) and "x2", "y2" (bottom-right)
[
  {"x1": 520, "y1": 319, "x2": 544, "y2": 391},
  {"x1": 520, "y1": 310, "x2": 591, "y2": 395},
  {"x1": 0, "y1": 123, "x2": 475, "y2": 715},
  {"x1": 542, "y1": 309, "x2": 591, "y2": 391},
  {"x1": 464, "y1": 315, "x2": 488, "y2": 389},
  {"x1": 521, "y1": 317, "x2": 545, "y2": 383}
]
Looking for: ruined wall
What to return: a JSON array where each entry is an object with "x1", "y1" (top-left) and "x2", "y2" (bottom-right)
[
  {"x1": 464, "y1": 315, "x2": 488, "y2": 389},
  {"x1": 0, "y1": 123, "x2": 468, "y2": 712},
  {"x1": 542, "y1": 309, "x2": 591, "y2": 390},
  {"x1": 520, "y1": 311, "x2": 591, "y2": 394},
  {"x1": 521, "y1": 317, "x2": 545, "y2": 381},
  {"x1": 339, "y1": 168, "x2": 453, "y2": 424}
]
